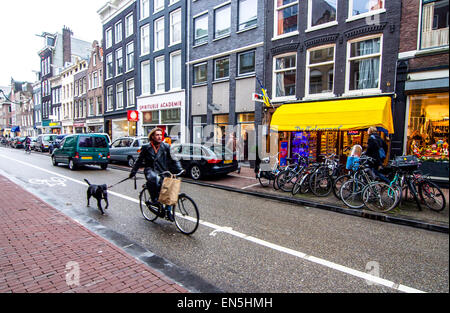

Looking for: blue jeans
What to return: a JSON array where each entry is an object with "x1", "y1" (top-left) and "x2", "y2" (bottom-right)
[{"x1": 371, "y1": 168, "x2": 390, "y2": 184}]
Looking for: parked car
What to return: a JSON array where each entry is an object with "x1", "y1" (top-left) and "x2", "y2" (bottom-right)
[
  {"x1": 11, "y1": 137, "x2": 26, "y2": 149},
  {"x1": 171, "y1": 143, "x2": 238, "y2": 180},
  {"x1": 109, "y1": 136, "x2": 149, "y2": 167},
  {"x1": 35, "y1": 134, "x2": 58, "y2": 152},
  {"x1": 90, "y1": 133, "x2": 111, "y2": 145},
  {"x1": 48, "y1": 134, "x2": 68, "y2": 154},
  {"x1": 30, "y1": 137, "x2": 39, "y2": 150},
  {"x1": 51, "y1": 134, "x2": 110, "y2": 170}
]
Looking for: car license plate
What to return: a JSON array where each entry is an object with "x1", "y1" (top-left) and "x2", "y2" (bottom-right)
[
  {"x1": 224, "y1": 160, "x2": 232, "y2": 164},
  {"x1": 81, "y1": 156, "x2": 92, "y2": 160}
]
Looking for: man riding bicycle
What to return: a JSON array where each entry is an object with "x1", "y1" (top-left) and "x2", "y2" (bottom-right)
[
  {"x1": 129, "y1": 127, "x2": 184, "y2": 212},
  {"x1": 24, "y1": 136, "x2": 31, "y2": 152}
]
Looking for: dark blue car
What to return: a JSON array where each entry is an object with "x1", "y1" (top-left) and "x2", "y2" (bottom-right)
[{"x1": 48, "y1": 134, "x2": 68, "y2": 154}]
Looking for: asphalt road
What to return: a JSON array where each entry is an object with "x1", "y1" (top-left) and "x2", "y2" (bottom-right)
[{"x1": 0, "y1": 146, "x2": 448, "y2": 293}]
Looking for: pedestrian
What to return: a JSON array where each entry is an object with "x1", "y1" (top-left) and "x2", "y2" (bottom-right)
[
  {"x1": 365, "y1": 126, "x2": 389, "y2": 184},
  {"x1": 129, "y1": 127, "x2": 183, "y2": 217},
  {"x1": 226, "y1": 133, "x2": 241, "y2": 174}
]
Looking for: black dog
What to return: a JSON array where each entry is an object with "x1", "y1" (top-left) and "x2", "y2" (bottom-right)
[{"x1": 84, "y1": 179, "x2": 109, "y2": 215}]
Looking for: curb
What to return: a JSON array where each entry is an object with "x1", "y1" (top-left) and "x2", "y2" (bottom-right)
[{"x1": 108, "y1": 164, "x2": 449, "y2": 234}]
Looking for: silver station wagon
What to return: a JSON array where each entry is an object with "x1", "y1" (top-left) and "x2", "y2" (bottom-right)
[{"x1": 109, "y1": 136, "x2": 149, "y2": 167}]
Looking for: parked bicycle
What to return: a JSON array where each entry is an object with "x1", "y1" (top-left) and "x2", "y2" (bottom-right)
[
  {"x1": 276, "y1": 154, "x2": 309, "y2": 192},
  {"x1": 139, "y1": 170, "x2": 199, "y2": 235},
  {"x1": 256, "y1": 152, "x2": 283, "y2": 188},
  {"x1": 309, "y1": 154, "x2": 343, "y2": 197}
]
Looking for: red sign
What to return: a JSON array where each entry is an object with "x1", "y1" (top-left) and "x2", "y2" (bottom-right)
[{"x1": 127, "y1": 110, "x2": 139, "y2": 122}]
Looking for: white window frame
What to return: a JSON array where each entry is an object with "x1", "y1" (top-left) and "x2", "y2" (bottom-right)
[
  {"x1": 126, "y1": 42, "x2": 134, "y2": 72},
  {"x1": 126, "y1": 79, "x2": 135, "y2": 107},
  {"x1": 307, "y1": 0, "x2": 338, "y2": 32},
  {"x1": 214, "y1": 3, "x2": 231, "y2": 39},
  {"x1": 273, "y1": 0, "x2": 299, "y2": 40},
  {"x1": 170, "y1": 8, "x2": 182, "y2": 46},
  {"x1": 347, "y1": 0, "x2": 386, "y2": 22},
  {"x1": 238, "y1": 0, "x2": 258, "y2": 32},
  {"x1": 106, "y1": 53, "x2": 113, "y2": 79},
  {"x1": 141, "y1": 60, "x2": 151, "y2": 95},
  {"x1": 344, "y1": 34, "x2": 383, "y2": 95},
  {"x1": 154, "y1": 56, "x2": 165, "y2": 93},
  {"x1": 193, "y1": 13, "x2": 209, "y2": 46},
  {"x1": 116, "y1": 82, "x2": 124, "y2": 109},
  {"x1": 105, "y1": 28, "x2": 113, "y2": 48},
  {"x1": 107, "y1": 86, "x2": 114, "y2": 111},
  {"x1": 214, "y1": 56, "x2": 230, "y2": 81},
  {"x1": 170, "y1": 50, "x2": 182, "y2": 90},
  {"x1": 169, "y1": 0, "x2": 180, "y2": 5},
  {"x1": 140, "y1": 24, "x2": 150, "y2": 56},
  {"x1": 141, "y1": 0, "x2": 150, "y2": 20},
  {"x1": 115, "y1": 48, "x2": 123, "y2": 76},
  {"x1": 125, "y1": 13, "x2": 134, "y2": 37},
  {"x1": 154, "y1": 0, "x2": 164, "y2": 13},
  {"x1": 305, "y1": 44, "x2": 336, "y2": 98},
  {"x1": 272, "y1": 52, "x2": 297, "y2": 101},
  {"x1": 115, "y1": 21, "x2": 123, "y2": 44},
  {"x1": 154, "y1": 17, "x2": 165, "y2": 52}
]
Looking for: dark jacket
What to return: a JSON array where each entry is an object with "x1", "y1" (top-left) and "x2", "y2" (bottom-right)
[
  {"x1": 366, "y1": 133, "x2": 387, "y2": 167},
  {"x1": 131, "y1": 142, "x2": 183, "y2": 176}
]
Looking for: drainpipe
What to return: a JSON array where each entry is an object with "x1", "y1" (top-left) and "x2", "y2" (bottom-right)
[{"x1": 185, "y1": 0, "x2": 191, "y2": 144}]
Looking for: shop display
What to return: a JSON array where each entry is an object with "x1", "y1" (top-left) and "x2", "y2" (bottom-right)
[{"x1": 320, "y1": 131, "x2": 337, "y2": 156}]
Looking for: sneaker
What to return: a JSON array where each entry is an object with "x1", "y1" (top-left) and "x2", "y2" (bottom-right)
[{"x1": 166, "y1": 205, "x2": 175, "y2": 222}]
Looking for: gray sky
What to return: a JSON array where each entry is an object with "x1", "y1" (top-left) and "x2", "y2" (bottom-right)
[{"x1": 0, "y1": 0, "x2": 106, "y2": 86}]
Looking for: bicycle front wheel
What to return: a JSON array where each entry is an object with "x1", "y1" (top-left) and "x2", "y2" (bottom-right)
[
  {"x1": 257, "y1": 171, "x2": 271, "y2": 187},
  {"x1": 333, "y1": 174, "x2": 350, "y2": 200},
  {"x1": 276, "y1": 170, "x2": 296, "y2": 192},
  {"x1": 139, "y1": 187, "x2": 159, "y2": 222},
  {"x1": 340, "y1": 179, "x2": 365, "y2": 209},
  {"x1": 174, "y1": 194, "x2": 199, "y2": 235},
  {"x1": 309, "y1": 170, "x2": 332, "y2": 197},
  {"x1": 419, "y1": 181, "x2": 446, "y2": 212},
  {"x1": 362, "y1": 182, "x2": 398, "y2": 213}
]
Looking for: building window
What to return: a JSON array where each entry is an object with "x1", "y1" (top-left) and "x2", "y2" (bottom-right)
[
  {"x1": 155, "y1": 56, "x2": 165, "y2": 92},
  {"x1": 115, "y1": 22, "x2": 123, "y2": 44},
  {"x1": 194, "y1": 14, "x2": 208, "y2": 46},
  {"x1": 106, "y1": 53, "x2": 113, "y2": 79},
  {"x1": 420, "y1": 0, "x2": 449, "y2": 49},
  {"x1": 170, "y1": 9, "x2": 182, "y2": 45},
  {"x1": 141, "y1": 0, "x2": 149, "y2": 19},
  {"x1": 214, "y1": 4, "x2": 231, "y2": 39},
  {"x1": 275, "y1": 0, "x2": 298, "y2": 37},
  {"x1": 105, "y1": 28, "x2": 112, "y2": 48},
  {"x1": 238, "y1": 50, "x2": 256, "y2": 76},
  {"x1": 214, "y1": 57, "x2": 230, "y2": 80},
  {"x1": 116, "y1": 48, "x2": 123, "y2": 76},
  {"x1": 347, "y1": 36, "x2": 381, "y2": 92},
  {"x1": 97, "y1": 96, "x2": 102, "y2": 115},
  {"x1": 193, "y1": 63, "x2": 207, "y2": 84},
  {"x1": 89, "y1": 98, "x2": 94, "y2": 116},
  {"x1": 125, "y1": 13, "x2": 134, "y2": 37},
  {"x1": 126, "y1": 79, "x2": 135, "y2": 107},
  {"x1": 170, "y1": 51, "x2": 182, "y2": 90},
  {"x1": 93, "y1": 72, "x2": 98, "y2": 88},
  {"x1": 273, "y1": 53, "x2": 296, "y2": 98},
  {"x1": 308, "y1": 0, "x2": 337, "y2": 29},
  {"x1": 107, "y1": 86, "x2": 114, "y2": 111},
  {"x1": 169, "y1": 0, "x2": 180, "y2": 5},
  {"x1": 154, "y1": 0, "x2": 164, "y2": 12},
  {"x1": 141, "y1": 24, "x2": 150, "y2": 55},
  {"x1": 349, "y1": 0, "x2": 384, "y2": 17},
  {"x1": 154, "y1": 17, "x2": 165, "y2": 51},
  {"x1": 238, "y1": 0, "x2": 257, "y2": 31},
  {"x1": 116, "y1": 83, "x2": 124, "y2": 109},
  {"x1": 306, "y1": 45, "x2": 335, "y2": 96},
  {"x1": 126, "y1": 42, "x2": 134, "y2": 71},
  {"x1": 141, "y1": 60, "x2": 151, "y2": 94}
]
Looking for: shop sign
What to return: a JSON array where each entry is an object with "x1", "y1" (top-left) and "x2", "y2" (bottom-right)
[
  {"x1": 137, "y1": 90, "x2": 185, "y2": 112},
  {"x1": 279, "y1": 141, "x2": 289, "y2": 166},
  {"x1": 49, "y1": 122, "x2": 61, "y2": 127},
  {"x1": 86, "y1": 118, "x2": 104, "y2": 124},
  {"x1": 348, "y1": 131, "x2": 359, "y2": 135},
  {"x1": 73, "y1": 123, "x2": 85, "y2": 128},
  {"x1": 138, "y1": 101, "x2": 182, "y2": 111},
  {"x1": 127, "y1": 110, "x2": 139, "y2": 122}
]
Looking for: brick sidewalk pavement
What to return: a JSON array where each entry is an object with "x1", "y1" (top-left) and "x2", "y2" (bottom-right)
[{"x1": 0, "y1": 174, "x2": 189, "y2": 293}]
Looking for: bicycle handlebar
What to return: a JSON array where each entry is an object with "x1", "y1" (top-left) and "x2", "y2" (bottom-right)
[{"x1": 159, "y1": 170, "x2": 186, "y2": 178}]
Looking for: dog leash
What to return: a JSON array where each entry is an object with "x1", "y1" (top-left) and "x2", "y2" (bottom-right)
[{"x1": 107, "y1": 177, "x2": 130, "y2": 189}]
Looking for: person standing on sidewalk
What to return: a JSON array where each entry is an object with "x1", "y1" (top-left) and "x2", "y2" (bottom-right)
[{"x1": 365, "y1": 126, "x2": 389, "y2": 184}]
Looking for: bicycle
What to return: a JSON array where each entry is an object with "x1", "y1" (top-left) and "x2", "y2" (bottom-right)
[
  {"x1": 309, "y1": 154, "x2": 342, "y2": 197},
  {"x1": 25, "y1": 143, "x2": 31, "y2": 154},
  {"x1": 139, "y1": 170, "x2": 200, "y2": 235},
  {"x1": 276, "y1": 154, "x2": 308, "y2": 192},
  {"x1": 256, "y1": 152, "x2": 283, "y2": 188}
]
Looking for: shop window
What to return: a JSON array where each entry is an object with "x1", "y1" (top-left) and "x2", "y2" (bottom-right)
[
  {"x1": 406, "y1": 93, "x2": 449, "y2": 160},
  {"x1": 308, "y1": 0, "x2": 337, "y2": 29},
  {"x1": 306, "y1": 45, "x2": 335, "y2": 96},
  {"x1": 143, "y1": 111, "x2": 160, "y2": 125},
  {"x1": 214, "y1": 4, "x2": 231, "y2": 39},
  {"x1": 274, "y1": 0, "x2": 298, "y2": 37},
  {"x1": 161, "y1": 108, "x2": 181, "y2": 124},
  {"x1": 238, "y1": 0, "x2": 257, "y2": 31},
  {"x1": 349, "y1": 0, "x2": 384, "y2": 18},
  {"x1": 420, "y1": 0, "x2": 449, "y2": 49},
  {"x1": 238, "y1": 51, "x2": 256, "y2": 76},
  {"x1": 273, "y1": 53, "x2": 296, "y2": 98},
  {"x1": 194, "y1": 63, "x2": 207, "y2": 84},
  {"x1": 214, "y1": 57, "x2": 230, "y2": 80},
  {"x1": 347, "y1": 36, "x2": 381, "y2": 92}
]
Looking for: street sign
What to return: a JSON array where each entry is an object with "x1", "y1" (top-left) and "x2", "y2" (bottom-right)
[{"x1": 252, "y1": 93, "x2": 265, "y2": 102}]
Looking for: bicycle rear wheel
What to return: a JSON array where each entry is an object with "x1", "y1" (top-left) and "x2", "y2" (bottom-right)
[
  {"x1": 309, "y1": 169, "x2": 332, "y2": 197},
  {"x1": 340, "y1": 179, "x2": 365, "y2": 209},
  {"x1": 419, "y1": 181, "x2": 446, "y2": 212},
  {"x1": 276, "y1": 170, "x2": 296, "y2": 192},
  {"x1": 333, "y1": 174, "x2": 350, "y2": 200},
  {"x1": 362, "y1": 182, "x2": 398, "y2": 213},
  {"x1": 257, "y1": 171, "x2": 271, "y2": 187},
  {"x1": 174, "y1": 194, "x2": 199, "y2": 235},
  {"x1": 139, "y1": 187, "x2": 159, "y2": 222}
]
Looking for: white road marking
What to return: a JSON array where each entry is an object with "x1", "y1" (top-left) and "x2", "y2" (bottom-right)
[
  {"x1": 0, "y1": 152, "x2": 426, "y2": 293},
  {"x1": 241, "y1": 182, "x2": 262, "y2": 190},
  {"x1": 28, "y1": 177, "x2": 67, "y2": 187}
]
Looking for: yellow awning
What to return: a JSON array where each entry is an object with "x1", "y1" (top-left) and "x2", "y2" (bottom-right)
[{"x1": 270, "y1": 96, "x2": 394, "y2": 134}]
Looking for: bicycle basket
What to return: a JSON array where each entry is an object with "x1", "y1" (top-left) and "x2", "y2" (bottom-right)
[
  {"x1": 393, "y1": 155, "x2": 420, "y2": 172},
  {"x1": 346, "y1": 156, "x2": 360, "y2": 171}
]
